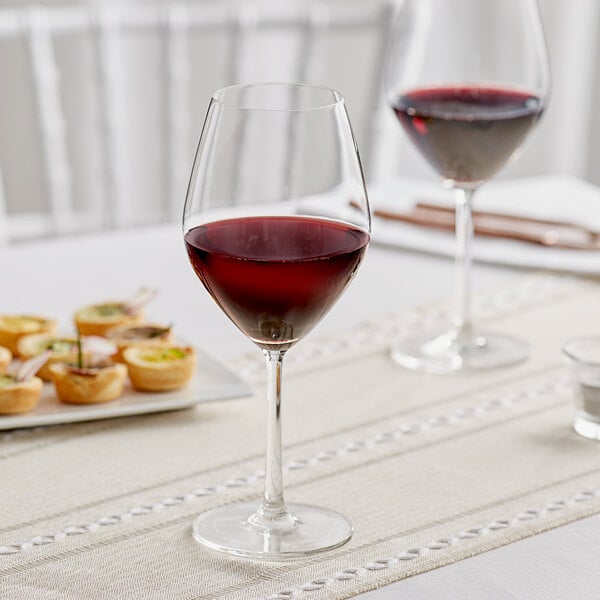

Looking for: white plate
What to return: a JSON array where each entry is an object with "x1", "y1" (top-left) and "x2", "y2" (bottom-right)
[{"x1": 0, "y1": 349, "x2": 253, "y2": 430}]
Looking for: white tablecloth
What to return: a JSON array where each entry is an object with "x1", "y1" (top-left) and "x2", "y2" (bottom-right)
[{"x1": 2, "y1": 176, "x2": 600, "y2": 598}]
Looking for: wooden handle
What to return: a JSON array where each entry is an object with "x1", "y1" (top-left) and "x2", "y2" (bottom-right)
[{"x1": 369, "y1": 205, "x2": 599, "y2": 250}]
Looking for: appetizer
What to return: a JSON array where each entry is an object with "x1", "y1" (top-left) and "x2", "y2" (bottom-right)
[
  {"x1": 18, "y1": 334, "x2": 84, "y2": 381},
  {"x1": 105, "y1": 324, "x2": 173, "y2": 363},
  {"x1": 0, "y1": 346, "x2": 11, "y2": 374},
  {"x1": 0, "y1": 351, "x2": 50, "y2": 414},
  {"x1": 0, "y1": 375, "x2": 43, "y2": 414},
  {"x1": 49, "y1": 338, "x2": 126, "y2": 405},
  {"x1": 74, "y1": 303, "x2": 143, "y2": 337},
  {"x1": 0, "y1": 315, "x2": 57, "y2": 354},
  {"x1": 49, "y1": 360, "x2": 127, "y2": 405},
  {"x1": 123, "y1": 344, "x2": 196, "y2": 392},
  {"x1": 74, "y1": 288, "x2": 157, "y2": 337}
]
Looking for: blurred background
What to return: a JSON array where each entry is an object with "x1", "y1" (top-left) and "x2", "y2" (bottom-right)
[{"x1": 0, "y1": 0, "x2": 598, "y2": 243}]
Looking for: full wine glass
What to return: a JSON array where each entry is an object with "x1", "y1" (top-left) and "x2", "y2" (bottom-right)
[
  {"x1": 183, "y1": 83, "x2": 370, "y2": 559},
  {"x1": 385, "y1": 0, "x2": 550, "y2": 372}
]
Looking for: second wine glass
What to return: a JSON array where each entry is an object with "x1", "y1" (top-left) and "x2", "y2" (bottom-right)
[{"x1": 385, "y1": 0, "x2": 550, "y2": 372}]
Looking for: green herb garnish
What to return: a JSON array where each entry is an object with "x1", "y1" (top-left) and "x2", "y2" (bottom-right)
[
  {"x1": 139, "y1": 347, "x2": 188, "y2": 362},
  {"x1": 95, "y1": 304, "x2": 124, "y2": 317},
  {"x1": 0, "y1": 375, "x2": 15, "y2": 388}
]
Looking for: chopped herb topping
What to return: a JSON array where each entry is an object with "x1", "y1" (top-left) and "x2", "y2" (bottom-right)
[
  {"x1": 93, "y1": 304, "x2": 125, "y2": 318},
  {"x1": 138, "y1": 347, "x2": 189, "y2": 362},
  {"x1": 0, "y1": 375, "x2": 16, "y2": 388},
  {"x1": 44, "y1": 339, "x2": 75, "y2": 354}
]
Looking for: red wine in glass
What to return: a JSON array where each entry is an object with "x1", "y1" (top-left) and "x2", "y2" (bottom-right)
[
  {"x1": 185, "y1": 215, "x2": 369, "y2": 350},
  {"x1": 392, "y1": 86, "x2": 544, "y2": 184}
]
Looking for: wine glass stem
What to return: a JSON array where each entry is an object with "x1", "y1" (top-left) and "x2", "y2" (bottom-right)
[
  {"x1": 263, "y1": 350, "x2": 285, "y2": 512},
  {"x1": 452, "y1": 186, "x2": 476, "y2": 339},
  {"x1": 250, "y1": 349, "x2": 295, "y2": 530}
]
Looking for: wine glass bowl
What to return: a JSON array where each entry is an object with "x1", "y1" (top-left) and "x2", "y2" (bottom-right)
[
  {"x1": 391, "y1": 87, "x2": 544, "y2": 187},
  {"x1": 183, "y1": 83, "x2": 370, "y2": 559},
  {"x1": 385, "y1": 0, "x2": 550, "y2": 372},
  {"x1": 185, "y1": 215, "x2": 368, "y2": 353}
]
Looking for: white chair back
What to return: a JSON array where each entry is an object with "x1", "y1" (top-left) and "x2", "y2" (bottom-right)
[{"x1": 0, "y1": 2, "x2": 394, "y2": 243}]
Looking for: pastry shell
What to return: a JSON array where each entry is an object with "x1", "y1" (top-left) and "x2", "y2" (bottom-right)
[
  {"x1": 0, "y1": 377, "x2": 43, "y2": 414},
  {"x1": 123, "y1": 344, "x2": 196, "y2": 392},
  {"x1": 74, "y1": 304, "x2": 144, "y2": 337},
  {"x1": 49, "y1": 362, "x2": 127, "y2": 405},
  {"x1": 0, "y1": 316, "x2": 57, "y2": 354},
  {"x1": 0, "y1": 346, "x2": 12, "y2": 374}
]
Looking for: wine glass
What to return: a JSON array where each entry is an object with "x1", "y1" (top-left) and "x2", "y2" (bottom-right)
[
  {"x1": 183, "y1": 83, "x2": 370, "y2": 559},
  {"x1": 385, "y1": 0, "x2": 550, "y2": 372}
]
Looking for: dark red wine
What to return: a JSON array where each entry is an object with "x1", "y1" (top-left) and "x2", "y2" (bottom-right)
[
  {"x1": 392, "y1": 86, "x2": 543, "y2": 183},
  {"x1": 185, "y1": 216, "x2": 369, "y2": 350}
]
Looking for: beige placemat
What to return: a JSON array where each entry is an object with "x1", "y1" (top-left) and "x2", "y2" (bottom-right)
[{"x1": 1, "y1": 274, "x2": 600, "y2": 599}]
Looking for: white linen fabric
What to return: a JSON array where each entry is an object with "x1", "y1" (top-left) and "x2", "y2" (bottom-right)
[
  {"x1": 1, "y1": 274, "x2": 600, "y2": 599},
  {"x1": 369, "y1": 175, "x2": 600, "y2": 274}
]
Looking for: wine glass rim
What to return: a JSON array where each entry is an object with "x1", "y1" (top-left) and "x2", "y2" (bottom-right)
[{"x1": 211, "y1": 82, "x2": 345, "y2": 112}]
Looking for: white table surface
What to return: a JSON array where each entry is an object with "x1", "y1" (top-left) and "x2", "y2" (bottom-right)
[{"x1": 2, "y1": 221, "x2": 598, "y2": 599}]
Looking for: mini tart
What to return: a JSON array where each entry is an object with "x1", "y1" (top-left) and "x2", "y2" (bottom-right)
[
  {"x1": 0, "y1": 375, "x2": 43, "y2": 415},
  {"x1": 0, "y1": 347, "x2": 11, "y2": 374},
  {"x1": 49, "y1": 361, "x2": 127, "y2": 405},
  {"x1": 17, "y1": 334, "x2": 90, "y2": 382},
  {"x1": 105, "y1": 324, "x2": 173, "y2": 363},
  {"x1": 123, "y1": 344, "x2": 196, "y2": 392},
  {"x1": 0, "y1": 316, "x2": 57, "y2": 354},
  {"x1": 74, "y1": 303, "x2": 144, "y2": 337}
]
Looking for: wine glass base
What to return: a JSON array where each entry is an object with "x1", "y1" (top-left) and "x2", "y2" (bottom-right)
[
  {"x1": 391, "y1": 329, "x2": 530, "y2": 373},
  {"x1": 192, "y1": 501, "x2": 353, "y2": 560}
]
